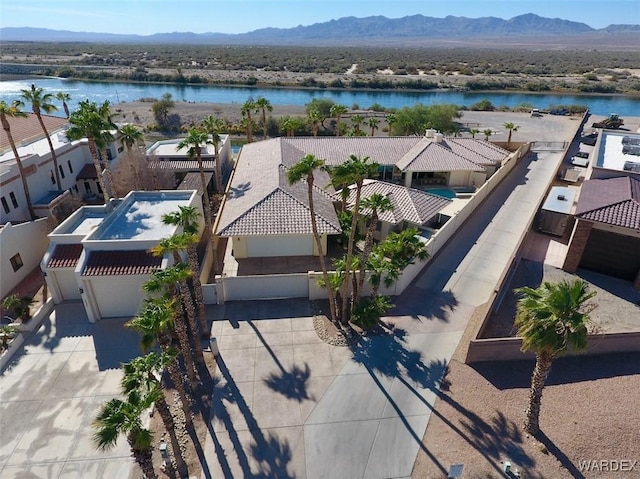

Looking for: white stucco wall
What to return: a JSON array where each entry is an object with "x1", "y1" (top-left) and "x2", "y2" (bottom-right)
[
  {"x1": 80, "y1": 274, "x2": 148, "y2": 321},
  {"x1": 0, "y1": 219, "x2": 49, "y2": 298}
]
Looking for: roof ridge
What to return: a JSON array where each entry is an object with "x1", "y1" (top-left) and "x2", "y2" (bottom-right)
[{"x1": 277, "y1": 186, "x2": 338, "y2": 228}]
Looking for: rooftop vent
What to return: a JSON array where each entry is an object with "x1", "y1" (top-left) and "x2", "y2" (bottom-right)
[{"x1": 557, "y1": 194, "x2": 566, "y2": 201}]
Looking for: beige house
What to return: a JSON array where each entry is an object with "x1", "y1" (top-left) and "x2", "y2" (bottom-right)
[{"x1": 216, "y1": 134, "x2": 509, "y2": 260}]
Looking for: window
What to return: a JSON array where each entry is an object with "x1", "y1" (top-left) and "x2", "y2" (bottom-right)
[
  {"x1": 10, "y1": 253, "x2": 24, "y2": 272},
  {"x1": 50, "y1": 170, "x2": 55, "y2": 184},
  {"x1": 58, "y1": 164, "x2": 65, "y2": 179},
  {"x1": 67, "y1": 160, "x2": 73, "y2": 174},
  {"x1": 1, "y1": 197, "x2": 9, "y2": 214},
  {"x1": 84, "y1": 181, "x2": 92, "y2": 194},
  {"x1": 74, "y1": 185, "x2": 79, "y2": 193},
  {"x1": 9, "y1": 192, "x2": 18, "y2": 208}
]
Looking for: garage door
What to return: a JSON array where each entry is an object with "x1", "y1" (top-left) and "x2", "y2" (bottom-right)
[
  {"x1": 91, "y1": 277, "x2": 145, "y2": 319},
  {"x1": 54, "y1": 270, "x2": 81, "y2": 301},
  {"x1": 580, "y1": 229, "x2": 640, "y2": 281},
  {"x1": 246, "y1": 235, "x2": 313, "y2": 257}
]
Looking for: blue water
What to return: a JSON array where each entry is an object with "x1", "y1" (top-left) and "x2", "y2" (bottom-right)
[
  {"x1": 1, "y1": 77, "x2": 639, "y2": 117},
  {"x1": 424, "y1": 188, "x2": 457, "y2": 199}
]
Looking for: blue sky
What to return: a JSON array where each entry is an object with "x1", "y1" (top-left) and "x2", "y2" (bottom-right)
[{"x1": 1, "y1": 0, "x2": 638, "y2": 35}]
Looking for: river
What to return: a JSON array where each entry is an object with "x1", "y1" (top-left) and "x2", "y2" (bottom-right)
[{"x1": 1, "y1": 77, "x2": 638, "y2": 117}]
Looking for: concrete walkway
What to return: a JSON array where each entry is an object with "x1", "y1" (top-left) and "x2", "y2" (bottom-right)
[{"x1": 204, "y1": 146, "x2": 568, "y2": 479}]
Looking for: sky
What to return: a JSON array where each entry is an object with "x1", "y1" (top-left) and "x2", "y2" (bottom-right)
[{"x1": 1, "y1": 0, "x2": 639, "y2": 35}]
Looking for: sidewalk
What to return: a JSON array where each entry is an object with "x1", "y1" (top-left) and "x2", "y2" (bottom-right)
[{"x1": 203, "y1": 146, "x2": 568, "y2": 478}]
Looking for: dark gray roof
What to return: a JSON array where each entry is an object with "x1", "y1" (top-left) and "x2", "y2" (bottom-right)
[{"x1": 575, "y1": 176, "x2": 640, "y2": 229}]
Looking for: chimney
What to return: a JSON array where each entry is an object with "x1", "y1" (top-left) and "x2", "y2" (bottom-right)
[
  {"x1": 425, "y1": 129, "x2": 436, "y2": 138},
  {"x1": 434, "y1": 132, "x2": 444, "y2": 143}
]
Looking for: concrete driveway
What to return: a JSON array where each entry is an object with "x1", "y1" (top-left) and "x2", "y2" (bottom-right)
[{"x1": 0, "y1": 302, "x2": 141, "y2": 478}]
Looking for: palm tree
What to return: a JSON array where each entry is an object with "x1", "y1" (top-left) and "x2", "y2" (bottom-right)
[
  {"x1": 241, "y1": 98, "x2": 256, "y2": 142},
  {"x1": 368, "y1": 117, "x2": 380, "y2": 137},
  {"x1": 143, "y1": 270, "x2": 200, "y2": 386},
  {"x1": 118, "y1": 123, "x2": 144, "y2": 152},
  {"x1": 336, "y1": 155, "x2": 379, "y2": 322},
  {"x1": 126, "y1": 297, "x2": 194, "y2": 417},
  {"x1": 254, "y1": 96, "x2": 272, "y2": 139},
  {"x1": 356, "y1": 193, "x2": 393, "y2": 297},
  {"x1": 93, "y1": 388, "x2": 160, "y2": 479},
  {"x1": 0, "y1": 100, "x2": 36, "y2": 220},
  {"x1": 121, "y1": 351, "x2": 185, "y2": 466},
  {"x1": 503, "y1": 122, "x2": 520, "y2": 145},
  {"x1": 200, "y1": 115, "x2": 225, "y2": 193},
  {"x1": 483, "y1": 129, "x2": 493, "y2": 141},
  {"x1": 95, "y1": 101, "x2": 117, "y2": 197},
  {"x1": 515, "y1": 279, "x2": 596, "y2": 435},
  {"x1": 20, "y1": 84, "x2": 62, "y2": 189},
  {"x1": 178, "y1": 128, "x2": 214, "y2": 231},
  {"x1": 55, "y1": 92, "x2": 72, "y2": 119},
  {"x1": 385, "y1": 113, "x2": 396, "y2": 137},
  {"x1": 163, "y1": 206, "x2": 209, "y2": 338},
  {"x1": 67, "y1": 100, "x2": 110, "y2": 202},
  {"x1": 330, "y1": 104, "x2": 348, "y2": 136},
  {"x1": 279, "y1": 117, "x2": 295, "y2": 137},
  {"x1": 469, "y1": 128, "x2": 480, "y2": 139},
  {"x1": 287, "y1": 155, "x2": 338, "y2": 324},
  {"x1": 351, "y1": 114, "x2": 365, "y2": 135},
  {"x1": 308, "y1": 108, "x2": 322, "y2": 137}
]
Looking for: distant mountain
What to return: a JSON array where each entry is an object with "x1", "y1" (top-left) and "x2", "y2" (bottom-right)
[{"x1": 1, "y1": 14, "x2": 638, "y2": 46}]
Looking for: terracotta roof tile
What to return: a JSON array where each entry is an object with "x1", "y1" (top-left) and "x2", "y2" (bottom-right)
[
  {"x1": 82, "y1": 250, "x2": 162, "y2": 276},
  {"x1": 0, "y1": 113, "x2": 67, "y2": 153},
  {"x1": 576, "y1": 177, "x2": 640, "y2": 229},
  {"x1": 47, "y1": 244, "x2": 83, "y2": 269},
  {"x1": 148, "y1": 160, "x2": 216, "y2": 171}
]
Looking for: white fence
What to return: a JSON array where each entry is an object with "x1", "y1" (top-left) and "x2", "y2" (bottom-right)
[{"x1": 221, "y1": 273, "x2": 309, "y2": 301}]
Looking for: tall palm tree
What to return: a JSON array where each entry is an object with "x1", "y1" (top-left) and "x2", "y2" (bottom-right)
[
  {"x1": 143, "y1": 271, "x2": 200, "y2": 386},
  {"x1": 20, "y1": 84, "x2": 62, "y2": 189},
  {"x1": 163, "y1": 206, "x2": 209, "y2": 338},
  {"x1": 93, "y1": 388, "x2": 160, "y2": 479},
  {"x1": 515, "y1": 279, "x2": 596, "y2": 435},
  {"x1": 178, "y1": 128, "x2": 214, "y2": 230},
  {"x1": 503, "y1": 122, "x2": 520, "y2": 145},
  {"x1": 308, "y1": 108, "x2": 322, "y2": 137},
  {"x1": 96, "y1": 101, "x2": 117, "y2": 197},
  {"x1": 330, "y1": 104, "x2": 348, "y2": 136},
  {"x1": 351, "y1": 114, "x2": 365, "y2": 135},
  {"x1": 287, "y1": 155, "x2": 338, "y2": 324},
  {"x1": 118, "y1": 123, "x2": 144, "y2": 152},
  {"x1": 126, "y1": 297, "x2": 194, "y2": 417},
  {"x1": 200, "y1": 115, "x2": 225, "y2": 193},
  {"x1": 385, "y1": 113, "x2": 396, "y2": 137},
  {"x1": 0, "y1": 100, "x2": 36, "y2": 220},
  {"x1": 335, "y1": 155, "x2": 379, "y2": 322},
  {"x1": 241, "y1": 98, "x2": 256, "y2": 142},
  {"x1": 279, "y1": 117, "x2": 295, "y2": 137},
  {"x1": 483, "y1": 128, "x2": 493, "y2": 141},
  {"x1": 469, "y1": 128, "x2": 480, "y2": 139},
  {"x1": 121, "y1": 351, "x2": 185, "y2": 467},
  {"x1": 254, "y1": 96, "x2": 272, "y2": 139},
  {"x1": 356, "y1": 193, "x2": 393, "y2": 297},
  {"x1": 55, "y1": 92, "x2": 72, "y2": 119},
  {"x1": 67, "y1": 100, "x2": 111, "y2": 202},
  {"x1": 368, "y1": 117, "x2": 380, "y2": 137}
]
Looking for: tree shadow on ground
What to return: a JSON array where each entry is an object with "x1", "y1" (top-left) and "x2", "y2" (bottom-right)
[
  {"x1": 473, "y1": 352, "x2": 640, "y2": 390},
  {"x1": 388, "y1": 288, "x2": 459, "y2": 323},
  {"x1": 535, "y1": 431, "x2": 585, "y2": 479},
  {"x1": 210, "y1": 356, "x2": 296, "y2": 479}
]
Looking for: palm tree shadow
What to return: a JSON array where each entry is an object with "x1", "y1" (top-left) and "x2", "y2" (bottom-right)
[
  {"x1": 535, "y1": 431, "x2": 585, "y2": 479},
  {"x1": 228, "y1": 182, "x2": 252, "y2": 199},
  {"x1": 263, "y1": 364, "x2": 312, "y2": 402}
]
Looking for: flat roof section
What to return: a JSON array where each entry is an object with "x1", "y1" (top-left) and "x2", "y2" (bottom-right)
[
  {"x1": 541, "y1": 186, "x2": 577, "y2": 214},
  {"x1": 597, "y1": 131, "x2": 640, "y2": 173}
]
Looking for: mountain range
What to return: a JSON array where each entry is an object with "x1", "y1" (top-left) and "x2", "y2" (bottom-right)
[{"x1": 2, "y1": 14, "x2": 639, "y2": 46}]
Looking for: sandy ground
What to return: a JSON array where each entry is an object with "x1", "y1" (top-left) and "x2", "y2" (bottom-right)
[{"x1": 412, "y1": 353, "x2": 640, "y2": 479}]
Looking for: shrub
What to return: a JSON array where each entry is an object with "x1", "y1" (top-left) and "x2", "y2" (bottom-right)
[{"x1": 351, "y1": 296, "x2": 393, "y2": 330}]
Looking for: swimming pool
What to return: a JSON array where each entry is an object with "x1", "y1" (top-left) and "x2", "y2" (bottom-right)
[{"x1": 423, "y1": 188, "x2": 457, "y2": 199}]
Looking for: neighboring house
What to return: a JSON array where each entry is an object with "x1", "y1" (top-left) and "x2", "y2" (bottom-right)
[
  {"x1": 589, "y1": 130, "x2": 640, "y2": 181},
  {"x1": 337, "y1": 179, "x2": 452, "y2": 240},
  {"x1": 216, "y1": 134, "x2": 508, "y2": 260},
  {"x1": 146, "y1": 135, "x2": 233, "y2": 185},
  {"x1": 41, "y1": 190, "x2": 202, "y2": 322},
  {"x1": 563, "y1": 176, "x2": 640, "y2": 288}
]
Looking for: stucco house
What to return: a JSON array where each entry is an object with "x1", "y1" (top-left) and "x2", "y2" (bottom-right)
[
  {"x1": 41, "y1": 190, "x2": 203, "y2": 322},
  {"x1": 215, "y1": 134, "x2": 509, "y2": 260},
  {"x1": 563, "y1": 176, "x2": 640, "y2": 288}
]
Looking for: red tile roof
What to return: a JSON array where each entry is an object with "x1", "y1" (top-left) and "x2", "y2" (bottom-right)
[
  {"x1": 82, "y1": 250, "x2": 162, "y2": 276},
  {"x1": 76, "y1": 163, "x2": 98, "y2": 180},
  {"x1": 576, "y1": 176, "x2": 640, "y2": 229},
  {"x1": 47, "y1": 244, "x2": 83, "y2": 269},
  {"x1": 0, "y1": 113, "x2": 67, "y2": 153}
]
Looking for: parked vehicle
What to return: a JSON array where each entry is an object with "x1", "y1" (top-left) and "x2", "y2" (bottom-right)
[{"x1": 592, "y1": 113, "x2": 624, "y2": 129}]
